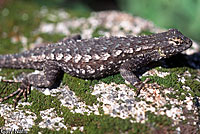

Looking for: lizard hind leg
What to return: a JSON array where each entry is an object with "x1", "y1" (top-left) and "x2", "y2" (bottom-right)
[
  {"x1": 120, "y1": 61, "x2": 162, "y2": 96},
  {"x1": 0, "y1": 61, "x2": 63, "y2": 107},
  {"x1": 27, "y1": 61, "x2": 64, "y2": 88}
]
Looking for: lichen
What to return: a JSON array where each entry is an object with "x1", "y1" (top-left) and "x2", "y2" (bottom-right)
[
  {"x1": 0, "y1": 116, "x2": 5, "y2": 127},
  {"x1": 62, "y1": 74, "x2": 98, "y2": 105},
  {"x1": 0, "y1": 0, "x2": 199, "y2": 133}
]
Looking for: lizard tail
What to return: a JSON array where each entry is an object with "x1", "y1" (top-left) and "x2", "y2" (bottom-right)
[
  {"x1": 0, "y1": 54, "x2": 25, "y2": 69},
  {"x1": 0, "y1": 53, "x2": 43, "y2": 70},
  {"x1": 0, "y1": 52, "x2": 44, "y2": 70}
]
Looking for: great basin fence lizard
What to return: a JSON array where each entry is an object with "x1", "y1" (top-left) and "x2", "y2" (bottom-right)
[{"x1": 0, "y1": 29, "x2": 192, "y2": 107}]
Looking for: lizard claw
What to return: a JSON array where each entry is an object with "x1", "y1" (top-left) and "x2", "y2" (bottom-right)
[
  {"x1": 0, "y1": 80, "x2": 30, "y2": 108},
  {"x1": 134, "y1": 78, "x2": 154, "y2": 96},
  {"x1": 134, "y1": 82, "x2": 145, "y2": 96}
]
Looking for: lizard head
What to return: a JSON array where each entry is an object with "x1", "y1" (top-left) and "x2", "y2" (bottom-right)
[{"x1": 157, "y1": 29, "x2": 192, "y2": 58}]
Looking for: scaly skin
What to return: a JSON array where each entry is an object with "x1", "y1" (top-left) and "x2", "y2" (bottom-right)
[{"x1": 0, "y1": 29, "x2": 193, "y2": 107}]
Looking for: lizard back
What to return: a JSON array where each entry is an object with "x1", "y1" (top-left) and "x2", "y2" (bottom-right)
[{"x1": 0, "y1": 29, "x2": 192, "y2": 79}]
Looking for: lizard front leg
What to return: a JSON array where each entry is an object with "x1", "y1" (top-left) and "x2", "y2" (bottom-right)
[
  {"x1": 120, "y1": 62, "x2": 143, "y2": 89},
  {"x1": 27, "y1": 61, "x2": 64, "y2": 88},
  {"x1": 0, "y1": 61, "x2": 63, "y2": 107},
  {"x1": 119, "y1": 59, "x2": 154, "y2": 95}
]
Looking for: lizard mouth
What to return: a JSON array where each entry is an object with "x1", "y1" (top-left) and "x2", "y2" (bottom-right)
[{"x1": 159, "y1": 42, "x2": 192, "y2": 58}]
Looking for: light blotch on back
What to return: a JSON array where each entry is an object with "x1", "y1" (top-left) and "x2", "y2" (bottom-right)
[
  {"x1": 64, "y1": 54, "x2": 72, "y2": 62},
  {"x1": 100, "y1": 65, "x2": 105, "y2": 71},
  {"x1": 135, "y1": 47, "x2": 142, "y2": 52},
  {"x1": 113, "y1": 50, "x2": 122, "y2": 57},
  {"x1": 82, "y1": 55, "x2": 92, "y2": 62},
  {"x1": 92, "y1": 54, "x2": 101, "y2": 60},
  {"x1": 80, "y1": 69, "x2": 86, "y2": 74},
  {"x1": 100, "y1": 53, "x2": 111, "y2": 60},
  {"x1": 56, "y1": 53, "x2": 63, "y2": 60},
  {"x1": 74, "y1": 54, "x2": 82, "y2": 63},
  {"x1": 50, "y1": 54, "x2": 55, "y2": 60},
  {"x1": 124, "y1": 48, "x2": 133, "y2": 53},
  {"x1": 37, "y1": 54, "x2": 46, "y2": 61}
]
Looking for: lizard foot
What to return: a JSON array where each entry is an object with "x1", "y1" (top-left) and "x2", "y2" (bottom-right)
[
  {"x1": 135, "y1": 78, "x2": 161, "y2": 96},
  {"x1": 0, "y1": 80, "x2": 30, "y2": 108}
]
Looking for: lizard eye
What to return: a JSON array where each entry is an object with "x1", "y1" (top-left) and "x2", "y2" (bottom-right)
[
  {"x1": 169, "y1": 37, "x2": 183, "y2": 45},
  {"x1": 174, "y1": 40, "x2": 180, "y2": 44}
]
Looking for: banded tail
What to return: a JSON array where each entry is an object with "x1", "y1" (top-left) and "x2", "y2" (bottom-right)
[{"x1": 0, "y1": 53, "x2": 44, "y2": 70}]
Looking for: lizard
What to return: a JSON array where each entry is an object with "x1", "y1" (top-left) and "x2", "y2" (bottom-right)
[{"x1": 0, "y1": 29, "x2": 192, "y2": 107}]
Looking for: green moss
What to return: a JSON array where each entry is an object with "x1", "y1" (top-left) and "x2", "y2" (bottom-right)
[
  {"x1": 98, "y1": 107, "x2": 104, "y2": 115},
  {"x1": 68, "y1": 27, "x2": 82, "y2": 35},
  {"x1": 139, "y1": 30, "x2": 153, "y2": 35},
  {"x1": 62, "y1": 74, "x2": 98, "y2": 105},
  {"x1": 0, "y1": 38, "x2": 23, "y2": 54},
  {"x1": 62, "y1": 72, "x2": 134, "y2": 106},
  {"x1": 99, "y1": 73, "x2": 125, "y2": 85},
  {"x1": 146, "y1": 111, "x2": 173, "y2": 127},
  {"x1": 0, "y1": 116, "x2": 5, "y2": 127},
  {"x1": 0, "y1": 68, "x2": 33, "y2": 79},
  {"x1": 34, "y1": 115, "x2": 43, "y2": 125},
  {"x1": 26, "y1": 89, "x2": 61, "y2": 112},
  {"x1": 0, "y1": 0, "x2": 41, "y2": 55},
  {"x1": 0, "y1": 68, "x2": 33, "y2": 105},
  {"x1": 155, "y1": 66, "x2": 197, "y2": 75},
  {"x1": 142, "y1": 73, "x2": 179, "y2": 89},
  {"x1": 116, "y1": 87, "x2": 120, "y2": 91},
  {"x1": 22, "y1": 90, "x2": 62, "y2": 125},
  {"x1": 0, "y1": 0, "x2": 42, "y2": 38},
  {"x1": 163, "y1": 104, "x2": 172, "y2": 110},
  {"x1": 37, "y1": 33, "x2": 66, "y2": 43},
  {"x1": 92, "y1": 26, "x2": 110, "y2": 37},
  {"x1": 0, "y1": 81, "x2": 20, "y2": 103},
  {"x1": 185, "y1": 79, "x2": 200, "y2": 97},
  {"x1": 142, "y1": 66, "x2": 200, "y2": 100},
  {"x1": 54, "y1": 122, "x2": 59, "y2": 126},
  {"x1": 29, "y1": 126, "x2": 71, "y2": 134},
  {"x1": 58, "y1": 106, "x2": 174, "y2": 133},
  {"x1": 60, "y1": 106, "x2": 149, "y2": 134}
]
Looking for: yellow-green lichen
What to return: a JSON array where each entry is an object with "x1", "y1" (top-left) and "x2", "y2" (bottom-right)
[{"x1": 0, "y1": 116, "x2": 5, "y2": 127}]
